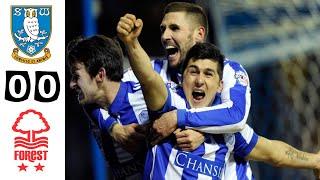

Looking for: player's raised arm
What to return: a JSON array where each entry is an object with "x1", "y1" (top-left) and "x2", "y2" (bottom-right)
[
  {"x1": 117, "y1": 14, "x2": 167, "y2": 111},
  {"x1": 246, "y1": 136, "x2": 320, "y2": 170}
]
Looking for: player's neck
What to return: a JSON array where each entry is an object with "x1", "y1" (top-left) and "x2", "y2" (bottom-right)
[
  {"x1": 101, "y1": 81, "x2": 121, "y2": 109},
  {"x1": 168, "y1": 66, "x2": 180, "y2": 84}
]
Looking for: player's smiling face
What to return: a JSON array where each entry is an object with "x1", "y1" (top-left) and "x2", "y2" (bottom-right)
[
  {"x1": 182, "y1": 58, "x2": 222, "y2": 108},
  {"x1": 69, "y1": 62, "x2": 99, "y2": 105},
  {"x1": 160, "y1": 12, "x2": 199, "y2": 68}
]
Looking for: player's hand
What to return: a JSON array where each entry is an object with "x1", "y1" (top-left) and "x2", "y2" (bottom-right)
[
  {"x1": 111, "y1": 123, "x2": 146, "y2": 154},
  {"x1": 174, "y1": 128, "x2": 205, "y2": 152},
  {"x1": 313, "y1": 150, "x2": 320, "y2": 180},
  {"x1": 117, "y1": 13, "x2": 143, "y2": 45},
  {"x1": 150, "y1": 110, "x2": 177, "y2": 146}
]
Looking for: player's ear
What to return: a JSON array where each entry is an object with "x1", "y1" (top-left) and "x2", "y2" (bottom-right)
[
  {"x1": 217, "y1": 80, "x2": 223, "y2": 93},
  {"x1": 95, "y1": 67, "x2": 106, "y2": 83},
  {"x1": 194, "y1": 26, "x2": 206, "y2": 42}
]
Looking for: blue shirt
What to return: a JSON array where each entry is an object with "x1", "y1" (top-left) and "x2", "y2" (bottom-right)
[
  {"x1": 144, "y1": 85, "x2": 257, "y2": 180},
  {"x1": 85, "y1": 81, "x2": 148, "y2": 179},
  {"x1": 145, "y1": 59, "x2": 251, "y2": 134},
  {"x1": 86, "y1": 58, "x2": 252, "y2": 179}
]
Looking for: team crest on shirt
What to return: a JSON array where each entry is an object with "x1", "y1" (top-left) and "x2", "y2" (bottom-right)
[
  {"x1": 139, "y1": 110, "x2": 149, "y2": 122},
  {"x1": 166, "y1": 81, "x2": 179, "y2": 92},
  {"x1": 234, "y1": 71, "x2": 249, "y2": 86},
  {"x1": 12, "y1": 109, "x2": 50, "y2": 172},
  {"x1": 11, "y1": 6, "x2": 51, "y2": 64}
]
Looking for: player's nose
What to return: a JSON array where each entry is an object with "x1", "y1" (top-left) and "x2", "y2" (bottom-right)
[
  {"x1": 69, "y1": 80, "x2": 77, "y2": 89},
  {"x1": 195, "y1": 74, "x2": 204, "y2": 86},
  {"x1": 161, "y1": 29, "x2": 172, "y2": 42}
]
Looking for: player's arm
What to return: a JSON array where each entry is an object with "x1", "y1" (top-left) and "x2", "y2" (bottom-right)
[
  {"x1": 117, "y1": 13, "x2": 167, "y2": 111},
  {"x1": 83, "y1": 105, "x2": 145, "y2": 152},
  {"x1": 174, "y1": 128, "x2": 205, "y2": 152},
  {"x1": 148, "y1": 87, "x2": 205, "y2": 150},
  {"x1": 176, "y1": 61, "x2": 250, "y2": 134},
  {"x1": 83, "y1": 104, "x2": 118, "y2": 133},
  {"x1": 151, "y1": 62, "x2": 250, "y2": 142},
  {"x1": 246, "y1": 136, "x2": 320, "y2": 170},
  {"x1": 232, "y1": 124, "x2": 320, "y2": 173},
  {"x1": 117, "y1": 14, "x2": 205, "y2": 151}
]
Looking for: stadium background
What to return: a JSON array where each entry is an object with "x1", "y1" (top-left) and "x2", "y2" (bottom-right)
[{"x1": 66, "y1": 0, "x2": 320, "y2": 179}]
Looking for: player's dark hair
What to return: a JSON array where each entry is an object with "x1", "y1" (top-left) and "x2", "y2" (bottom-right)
[
  {"x1": 181, "y1": 42, "x2": 224, "y2": 80},
  {"x1": 163, "y1": 2, "x2": 208, "y2": 39},
  {"x1": 67, "y1": 35, "x2": 123, "y2": 81}
]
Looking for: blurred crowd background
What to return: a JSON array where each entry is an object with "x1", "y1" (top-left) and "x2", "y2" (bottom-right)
[{"x1": 66, "y1": 0, "x2": 320, "y2": 179}]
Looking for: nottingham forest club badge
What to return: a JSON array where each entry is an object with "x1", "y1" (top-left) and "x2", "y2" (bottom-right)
[{"x1": 11, "y1": 6, "x2": 51, "y2": 64}]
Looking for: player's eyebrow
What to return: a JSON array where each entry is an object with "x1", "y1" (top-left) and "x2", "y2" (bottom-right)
[
  {"x1": 70, "y1": 66, "x2": 79, "y2": 74},
  {"x1": 187, "y1": 65, "x2": 199, "y2": 70},
  {"x1": 187, "y1": 65, "x2": 216, "y2": 73},
  {"x1": 205, "y1": 68, "x2": 216, "y2": 73}
]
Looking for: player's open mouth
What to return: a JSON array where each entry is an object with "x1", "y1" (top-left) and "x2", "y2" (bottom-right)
[
  {"x1": 76, "y1": 89, "x2": 84, "y2": 102},
  {"x1": 192, "y1": 90, "x2": 205, "y2": 101},
  {"x1": 166, "y1": 46, "x2": 178, "y2": 59}
]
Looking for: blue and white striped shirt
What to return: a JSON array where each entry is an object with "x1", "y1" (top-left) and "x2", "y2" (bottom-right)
[
  {"x1": 85, "y1": 81, "x2": 148, "y2": 179},
  {"x1": 146, "y1": 59, "x2": 251, "y2": 134},
  {"x1": 144, "y1": 86, "x2": 258, "y2": 180},
  {"x1": 86, "y1": 58, "x2": 252, "y2": 179}
]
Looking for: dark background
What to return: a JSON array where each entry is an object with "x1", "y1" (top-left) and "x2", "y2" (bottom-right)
[
  {"x1": 66, "y1": 1, "x2": 212, "y2": 179},
  {"x1": 66, "y1": 1, "x2": 320, "y2": 180}
]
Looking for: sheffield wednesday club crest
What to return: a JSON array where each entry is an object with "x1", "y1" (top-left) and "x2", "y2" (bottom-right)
[{"x1": 11, "y1": 6, "x2": 51, "y2": 64}]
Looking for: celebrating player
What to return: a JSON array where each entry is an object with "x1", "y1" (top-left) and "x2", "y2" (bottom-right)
[{"x1": 117, "y1": 15, "x2": 320, "y2": 179}]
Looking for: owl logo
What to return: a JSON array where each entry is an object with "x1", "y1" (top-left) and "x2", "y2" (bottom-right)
[
  {"x1": 23, "y1": 8, "x2": 40, "y2": 42},
  {"x1": 11, "y1": 6, "x2": 51, "y2": 62}
]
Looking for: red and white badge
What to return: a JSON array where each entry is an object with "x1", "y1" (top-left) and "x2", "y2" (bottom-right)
[{"x1": 12, "y1": 109, "x2": 50, "y2": 172}]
